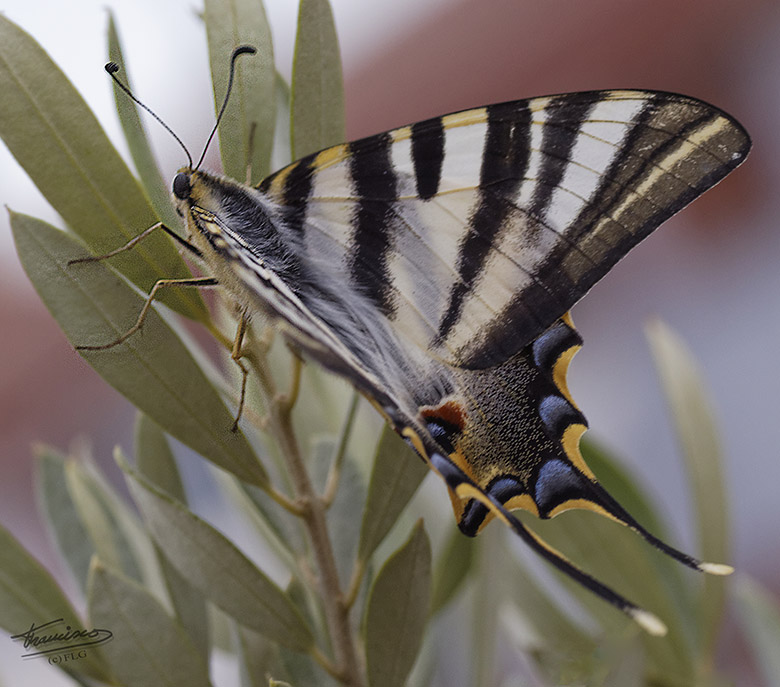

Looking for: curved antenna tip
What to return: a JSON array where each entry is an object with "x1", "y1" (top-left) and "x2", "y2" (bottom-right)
[
  {"x1": 195, "y1": 45, "x2": 257, "y2": 170},
  {"x1": 630, "y1": 609, "x2": 668, "y2": 637},
  {"x1": 233, "y1": 45, "x2": 257, "y2": 58},
  {"x1": 698, "y1": 562, "x2": 734, "y2": 576},
  {"x1": 105, "y1": 62, "x2": 120, "y2": 74}
]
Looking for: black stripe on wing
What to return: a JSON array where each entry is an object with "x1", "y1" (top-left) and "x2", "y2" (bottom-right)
[
  {"x1": 259, "y1": 155, "x2": 315, "y2": 236},
  {"x1": 348, "y1": 133, "x2": 399, "y2": 317},
  {"x1": 528, "y1": 95, "x2": 598, "y2": 221},
  {"x1": 436, "y1": 101, "x2": 534, "y2": 344},
  {"x1": 411, "y1": 116, "x2": 445, "y2": 200}
]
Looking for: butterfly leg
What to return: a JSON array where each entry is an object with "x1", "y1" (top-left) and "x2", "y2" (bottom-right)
[
  {"x1": 229, "y1": 313, "x2": 250, "y2": 432},
  {"x1": 68, "y1": 222, "x2": 201, "y2": 264},
  {"x1": 75, "y1": 276, "x2": 219, "y2": 351}
]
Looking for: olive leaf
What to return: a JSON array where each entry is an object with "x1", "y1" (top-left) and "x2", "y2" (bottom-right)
[
  {"x1": 204, "y1": 0, "x2": 276, "y2": 183},
  {"x1": 119, "y1": 455, "x2": 314, "y2": 653},
  {"x1": 12, "y1": 212, "x2": 268, "y2": 488},
  {"x1": 291, "y1": 0, "x2": 345, "y2": 158},
  {"x1": 0, "y1": 14, "x2": 207, "y2": 322},
  {"x1": 88, "y1": 559, "x2": 211, "y2": 687},
  {"x1": 364, "y1": 521, "x2": 431, "y2": 687}
]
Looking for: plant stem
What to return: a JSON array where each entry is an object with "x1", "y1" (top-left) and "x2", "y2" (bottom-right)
[
  {"x1": 344, "y1": 558, "x2": 366, "y2": 610},
  {"x1": 253, "y1": 354, "x2": 365, "y2": 687}
]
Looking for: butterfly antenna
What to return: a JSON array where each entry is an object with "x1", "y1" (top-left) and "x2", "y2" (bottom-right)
[
  {"x1": 105, "y1": 62, "x2": 193, "y2": 169},
  {"x1": 195, "y1": 45, "x2": 257, "y2": 170}
]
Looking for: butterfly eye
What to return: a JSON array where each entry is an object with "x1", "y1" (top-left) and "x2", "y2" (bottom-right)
[{"x1": 173, "y1": 172, "x2": 191, "y2": 200}]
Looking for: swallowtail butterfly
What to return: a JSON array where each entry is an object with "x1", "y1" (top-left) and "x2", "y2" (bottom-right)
[{"x1": 105, "y1": 48, "x2": 751, "y2": 634}]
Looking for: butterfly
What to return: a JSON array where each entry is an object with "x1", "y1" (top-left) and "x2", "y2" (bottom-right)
[{"x1": 99, "y1": 48, "x2": 751, "y2": 634}]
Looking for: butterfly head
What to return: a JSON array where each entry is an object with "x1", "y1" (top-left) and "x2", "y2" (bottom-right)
[
  {"x1": 106, "y1": 44, "x2": 257, "y2": 214},
  {"x1": 171, "y1": 166, "x2": 246, "y2": 211},
  {"x1": 169, "y1": 169, "x2": 218, "y2": 255},
  {"x1": 171, "y1": 168, "x2": 212, "y2": 219},
  {"x1": 173, "y1": 170, "x2": 192, "y2": 201}
]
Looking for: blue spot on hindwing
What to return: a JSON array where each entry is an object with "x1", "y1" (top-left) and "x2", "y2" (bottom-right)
[
  {"x1": 534, "y1": 459, "x2": 582, "y2": 511},
  {"x1": 486, "y1": 476, "x2": 525, "y2": 504},
  {"x1": 532, "y1": 319, "x2": 581, "y2": 372},
  {"x1": 539, "y1": 394, "x2": 577, "y2": 436},
  {"x1": 459, "y1": 475, "x2": 525, "y2": 536},
  {"x1": 532, "y1": 321, "x2": 568, "y2": 369}
]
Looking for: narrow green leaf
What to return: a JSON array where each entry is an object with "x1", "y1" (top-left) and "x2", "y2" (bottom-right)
[
  {"x1": 0, "y1": 14, "x2": 206, "y2": 322},
  {"x1": 34, "y1": 447, "x2": 93, "y2": 596},
  {"x1": 223, "y1": 477, "x2": 302, "y2": 572},
  {"x1": 569, "y1": 444, "x2": 702, "y2": 676},
  {"x1": 430, "y1": 527, "x2": 475, "y2": 615},
  {"x1": 11, "y1": 213, "x2": 268, "y2": 488},
  {"x1": 404, "y1": 630, "x2": 438, "y2": 687},
  {"x1": 271, "y1": 72, "x2": 292, "y2": 171},
  {"x1": 204, "y1": 0, "x2": 276, "y2": 183},
  {"x1": 135, "y1": 413, "x2": 186, "y2": 501},
  {"x1": 504, "y1": 556, "x2": 594, "y2": 656},
  {"x1": 290, "y1": 0, "x2": 345, "y2": 159},
  {"x1": 526, "y1": 440, "x2": 699, "y2": 676},
  {"x1": 283, "y1": 577, "x2": 320, "y2": 650},
  {"x1": 365, "y1": 521, "x2": 431, "y2": 687},
  {"x1": 88, "y1": 559, "x2": 211, "y2": 687},
  {"x1": 235, "y1": 623, "x2": 277, "y2": 687},
  {"x1": 357, "y1": 426, "x2": 428, "y2": 561},
  {"x1": 472, "y1": 526, "x2": 507, "y2": 687},
  {"x1": 320, "y1": 440, "x2": 367, "y2": 583},
  {"x1": 0, "y1": 523, "x2": 111, "y2": 682},
  {"x1": 134, "y1": 416, "x2": 209, "y2": 657},
  {"x1": 646, "y1": 318, "x2": 731, "y2": 655},
  {"x1": 528, "y1": 509, "x2": 696, "y2": 680},
  {"x1": 66, "y1": 460, "x2": 142, "y2": 582},
  {"x1": 602, "y1": 638, "x2": 645, "y2": 687},
  {"x1": 120, "y1": 456, "x2": 314, "y2": 652},
  {"x1": 279, "y1": 646, "x2": 337, "y2": 687},
  {"x1": 734, "y1": 576, "x2": 780, "y2": 687},
  {"x1": 107, "y1": 14, "x2": 182, "y2": 232},
  {"x1": 78, "y1": 449, "x2": 172, "y2": 609},
  {"x1": 209, "y1": 603, "x2": 235, "y2": 652}
]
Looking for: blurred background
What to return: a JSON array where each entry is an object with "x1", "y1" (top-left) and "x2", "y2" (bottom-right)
[{"x1": 0, "y1": 0, "x2": 777, "y2": 684}]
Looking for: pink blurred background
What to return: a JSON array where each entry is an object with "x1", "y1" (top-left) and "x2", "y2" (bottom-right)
[{"x1": 1, "y1": 0, "x2": 778, "y2": 683}]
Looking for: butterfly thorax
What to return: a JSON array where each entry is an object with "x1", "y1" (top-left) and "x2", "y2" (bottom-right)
[{"x1": 173, "y1": 169, "x2": 300, "y2": 287}]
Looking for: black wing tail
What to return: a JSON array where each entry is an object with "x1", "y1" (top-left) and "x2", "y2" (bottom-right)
[{"x1": 428, "y1": 450, "x2": 669, "y2": 636}]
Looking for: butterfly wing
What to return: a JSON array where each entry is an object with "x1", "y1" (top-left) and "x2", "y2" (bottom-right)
[
  {"x1": 259, "y1": 90, "x2": 749, "y2": 371},
  {"x1": 185, "y1": 90, "x2": 749, "y2": 631}
]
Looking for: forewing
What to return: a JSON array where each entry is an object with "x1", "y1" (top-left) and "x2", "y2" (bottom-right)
[{"x1": 260, "y1": 90, "x2": 750, "y2": 369}]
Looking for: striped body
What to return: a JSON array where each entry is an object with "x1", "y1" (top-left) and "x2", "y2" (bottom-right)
[{"x1": 172, "y1": 89, "x2": 749, "y2": 631}]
